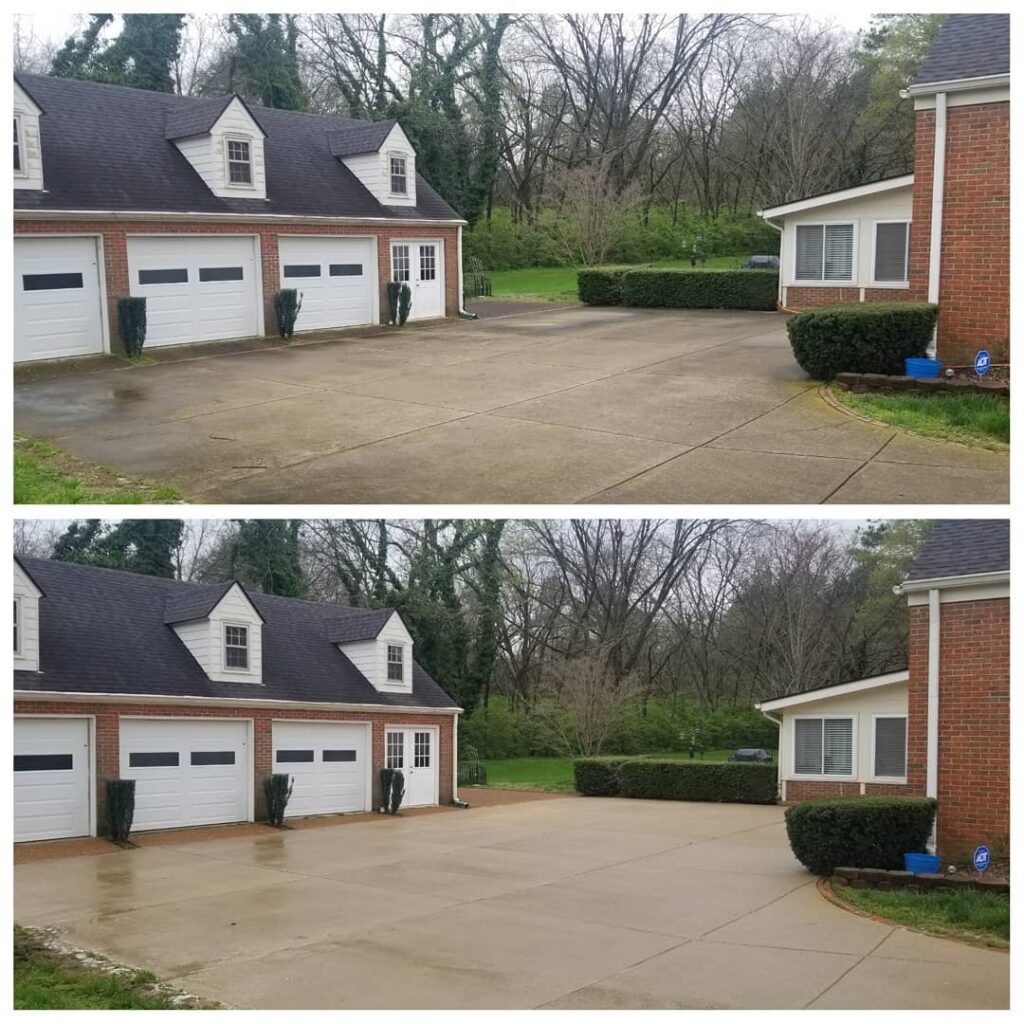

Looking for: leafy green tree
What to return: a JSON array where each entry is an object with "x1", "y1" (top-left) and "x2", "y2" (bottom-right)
[
  {"x1": 224, "y1": 14, "x2": 305, "y2": 109},
  {"x1": 230, "y1": 520, "x2": 305, "y2": 596}
]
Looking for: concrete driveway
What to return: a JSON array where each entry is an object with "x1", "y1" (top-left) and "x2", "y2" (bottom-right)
[
  {"x1": 14, "y1": 306, "x2": 1007, "y2": 504},
  {"x1": 14, "y1": 797, "x2": 1008, "y2": 1009}
]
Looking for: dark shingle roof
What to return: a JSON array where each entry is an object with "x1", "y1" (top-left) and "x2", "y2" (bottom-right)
[
  {"x1": 164, "y1": 94, "x2": 237, "y2": 140},
  {"x1": 905, "y1": 520, "x2": 1010, "y2": 581},
  {"x1": 325, "y1": 609, "x2": 394, "y2": 644},
  {"x1": 915, "y1": 14, "x2": 1010, "y2": 85},
  {"x1": 14, "y1": 558, "x2": 459, "y2": 710},
  {"x1": 12, "y1": 73, "x2": 463, "y2": 223},
  {"x1": 328, "y1": 121, "x2": 396, "y2": 157},
  {"x1": 163, "y1": 580, "x2": 242, "y2": 624}
]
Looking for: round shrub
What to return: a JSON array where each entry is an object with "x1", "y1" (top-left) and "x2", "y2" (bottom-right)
[
  {"x1": 784, "y1": 797, "x2": 937, "y2": 876},
  {"x1": 786, "y1": 302, "x2": 939, "y2": 380}
]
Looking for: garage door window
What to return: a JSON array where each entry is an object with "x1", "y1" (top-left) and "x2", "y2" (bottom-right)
[
  {"x1": 323, "y1": 749, "x2": 357, "y2": 762},
  {"x1": 191, "y1": 751, "x2": 236, "y2": 766},
  {"x1": 199, "y1": 266, "x2": 244, "y2": 282},
  {"x1": 793, "y1": 717, "x2": 854, "y2": 776},
  {"x1": 14, "y1": 753, "x2": 74, "y2": 772},
  {"x1": 129, "y1": 751, "x2": 180, "y2": 768},
  {"x1": 23, "y1": 273, "x2": 85, "y2": 291},
  {"x1": 329, "y1": 264, "x2": 362, "y2": 277},
  {"x1": 224, "y1": 625, "x2": 249, "y2": 669},
  {"x1": 391, "y1": 246, "x2": 410, "y2": 282},
  {"x1": 139, "y1": 268, "x2": 189, "y2": 285},
  {"x1": 283, "y1": 264, "x2": 321, "y2": 278},
  {"x1": 277, "y1": 749, "x2": 315, "y2": 763},
  {"x1": 386, "y1": 731, "x2": 404, "y2": 769}
]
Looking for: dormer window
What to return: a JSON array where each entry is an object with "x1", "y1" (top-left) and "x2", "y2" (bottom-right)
[
  {"x1": 224, "y1": 624, "x2": 250, "y2": 669},
  {"x1": 14, "y1": 597, "x2": 21, "y2": 653},
  {"x1": 387, "y1": 644, "x2": 404, "y2": 682},
  {"x1": 389, "y1": 154, "x2": 407, "y2": 195},
  {"x1": 14, "y1": 116, "x2": 23, "y2": 174},
  {"x1": 226, "y1": 138, "x2": 253, "y2": 186}
]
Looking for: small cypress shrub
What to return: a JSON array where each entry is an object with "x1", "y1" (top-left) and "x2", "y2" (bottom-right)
[
  {"x1": 786, "y1": 302, "x2": 939, "y2": 380},
  {"x1": 116, "y1": 297, "x2": 147, "y2": 356},
  {"x1": 784, "y1": 797, "x2": 937, "y2": 876},
  {"x1": 389, "y1": 769, "x2": 406, "y2": 814},
  {"x1": 106, "y1": 778, "x2": 136, "y2": 843},
  {"x1": 397, "y1": 283, "x2": 412, "y2": 325},
  {"x1": 620, "y1": 269, "x2": 778, "y2": 310},
  {"x1": 264, "y1": 773, "x2": 294, "y2": 827},
  {"x1": 386, "y1": 281, "x2": 402, "y2": 324},
  {"x1": 574, "y1": 759, "x2": 629, "y2": 796},
  {"x1": 274, "y1": 289, "x2": 302, "y2": 338}
]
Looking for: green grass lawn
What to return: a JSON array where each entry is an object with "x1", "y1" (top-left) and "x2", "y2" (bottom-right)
[
  {"x1": 14, "y1": 925, "x2": 210, "y2": 1009},
  {"x1": 487, "y1": 257, "x2": 747, "y2": 303},
  {"x1": 482, "y1": 750, "x2": 777, "y2": 792},
  {"x1": 14, "y1": 434, "x2": 180, "y2": 504},
  {"x1": 833, "y1": 883, "x2": 1009, "y2": 948},
  {"x1": 833, "y1": 388, "x2": 1009, "y2": 450}
]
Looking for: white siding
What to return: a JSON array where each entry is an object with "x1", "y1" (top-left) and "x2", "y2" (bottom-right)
[
  {"x1": 338, "y1": 611, "x2": 414, "y2": 693},
  {"x1": 170, "y1": 583, "x2": 263, "y2": 683},
  {"x1": 14, "y1": 560, "x2": 43, "y2": 672},
  {"x1": 341, "y1": 123, "x2": 416, "y2": 207},
  {"x1": 14, "y1": 81, "x2": 44, "y2": 191},
  {"x1": 341, "y1": 638, "x2": 378, "y2": 683},
  {"x1": 172, "y1": 97, "x2": 267, "y2": 200},
  {"x1": 172, "y1": 618, "x2": 212, "y2": 674},
  {"x1": 778, "y1": 681, "x2": 908, "y2": 785}
]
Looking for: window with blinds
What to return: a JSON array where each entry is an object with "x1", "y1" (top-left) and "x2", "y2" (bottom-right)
[
  {"x1": 873, "y1": 717, "x2": 907, "y2": 778},
  {"x1": 793, "y1": 717, "x2": 854, "y2": 776},
  {"x1": 794, "y1": 223, "x2": 854, "y2": 282},
  {"x1": 873, "y1": 222, "x2": 909, "y2": 282}
]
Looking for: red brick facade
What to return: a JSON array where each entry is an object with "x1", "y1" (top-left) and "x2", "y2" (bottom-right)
[
  {"x1": 785, "y1": 780, "x2": 908, "y2": 801},
  {"x1": 786, "y1": 286, "x2": 921, "y2": 309},
  {"x1": 14, "y1": 219, "x2": 461, "y2": 356},
  {"x1": 14, "y1": 698, "x2": 456, "y2": 835},
  {"x1": 909, "y1": 102, "x2": 1010, "y2": 365},
  {"x1": 906, "y1": 597, "x2": 1010, "y2": 859}
]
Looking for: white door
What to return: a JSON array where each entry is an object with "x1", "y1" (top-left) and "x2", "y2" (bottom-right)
[
  {"x1": 14, "y1": 237, "x2": 105, "y2": 362},
  {"x1": 120, "y1": 719, "x2": 249, "y2": 831},
  {"x1": 126, "y1": 236, "x2": 260, "y2": 348},
  {"x1": 278, "y1": 236, "x2": 376, "y2": 331},
  {"x1": 385, "y1": 728, "x2": 438, "y2": 807},
  {"x1": 391, "y1": 241, "x2": 444, "y2": 321},
  {"x1": 14, "y1": 718, "x2": 91, "y2": 842},
  {"x1": 272, "y1": 721, "x2": 370, "y2": 818}
]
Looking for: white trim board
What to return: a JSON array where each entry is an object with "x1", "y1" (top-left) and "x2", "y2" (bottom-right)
[
  {"x1": 756, "y1": 670, "x2": 909, "y2": 713},
  {"x1": 760, "y1": 176, "x2": 914, "y2": 219}
]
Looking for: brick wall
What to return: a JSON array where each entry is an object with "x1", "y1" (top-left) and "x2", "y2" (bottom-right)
[
  {"x1": 785, "y1": 287, "x2": 921, "y2": 310},
  {"x1": 909, "y1": 102, "x2": 1010, "y2": 365},
  {"x1": 14, "y1": 699, "x2": 455, "y2": 834},
  {"x1": 906, "y1": 597, "x2": 1010, "y2": 859},
  {"x1": 786, "y1": 779, "x2": 865, "y2": 800},
  {"x1": 15, "y1": 219, "x2": 461, "y2": 356}
]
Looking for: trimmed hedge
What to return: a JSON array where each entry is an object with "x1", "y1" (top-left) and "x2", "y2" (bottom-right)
[
  {"x1": 578, "y1": 267, "x2": 633, "y2": 306},
  {"x1": 786, "y1": 302, "x2": 939, "y2": 380},
  {"x1": 621, "y1": 269, "x2": 778, "y2": 311},
  {"x1": 574, "y1": 758, "x2": 776, "y2": 804},
  {"x1": 785, "y1": 797, "x2": 937, "y2": 876}
]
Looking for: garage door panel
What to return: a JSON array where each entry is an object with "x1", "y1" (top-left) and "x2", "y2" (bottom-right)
[
  {"x1": 272, "y1": 722, "x2": 369, "y2": 818},
  {"x1": 278, "y1": 237, "x2": 375, "y2": 332},
  {"x1": 14, "y1": 238, "x2": 105, "y2": 362}
]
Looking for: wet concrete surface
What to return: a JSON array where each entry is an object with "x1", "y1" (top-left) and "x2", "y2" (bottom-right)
[
  {"x1": 14, "y1": 306, "x2": 1008, "y2": 504},
  {"x1": 13, "y1": 797, "x2": 1009, "y2": 1009}
]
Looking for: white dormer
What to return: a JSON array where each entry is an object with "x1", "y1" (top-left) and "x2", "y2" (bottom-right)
[
  {"x1": 167, "y1": 582, "x2": 264, "y2": 684},
  {"x1": 168, "y1": 96, "x2": 267, "y2": 201},
  {"x1": 14, "y1": 80, "x2": 44, "y2": 191},
  {"x1": 339, "y1": 123, "x2": 417, "y2": 207},
  {"x1": 14, "y1": 558, "x2": 43, "y2": 672},
  {"x1": 336, "y1": 611, "x2": 414, "y2": 694}
]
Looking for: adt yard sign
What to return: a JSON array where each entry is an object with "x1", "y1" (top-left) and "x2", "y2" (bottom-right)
[
  {"x1": 973, "y1": 845, "x2": 991, "y2": 873},
  {"x1": 975, "y1": 350, "x2": 991, "y2": 376}
]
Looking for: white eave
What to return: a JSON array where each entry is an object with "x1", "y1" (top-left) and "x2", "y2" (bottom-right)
[
  {"x1": 755, "y1": 669, "x2": 910, "y2": 713},
  {"x1": 759, "y1": 175, "x2": 914, "y2": 219},
  {"x1": 896, "y1": 569, "x2": 1010, "y2": 595},
  {"x1": 905, "y1": 73, "x2": 1009, "y2": 97},
  {"x1": 13, "y1": 209, "x2": 467, "y2": 227}
]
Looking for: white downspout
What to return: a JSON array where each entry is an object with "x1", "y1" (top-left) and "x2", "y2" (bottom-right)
[
  {"x1": 452, "y1": 711, "x2": 460, "y2": 803},
  {"x1": 926, "y1": 92, "x2": 947, "y2": 358},
  {"x1": 926, "y1": 588, "x2": 941, "y2": 852},
  {"x1": 456, "y1": 224, "x2": 477, "y2": 319},
  {"x1": 759, "y1": 708, "x2": 784, "y2": 802}
]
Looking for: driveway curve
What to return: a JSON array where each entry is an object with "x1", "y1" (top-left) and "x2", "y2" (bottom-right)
[
  {"x1": 14, "y1": 305, "x2": 1007, "y2": 504},
  {"x1": 14, "y1": 796, "x2": 1008, "y2": 1009}
]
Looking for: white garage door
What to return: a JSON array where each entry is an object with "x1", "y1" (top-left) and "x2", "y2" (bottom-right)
[
  {"x1": 14, "y1": 718, "x2": 92, "y2": 842},
  {"x1": 273, "y1": 721, "x2": 370, "y2": 818},
  {"x1": 120, "y1": 719, "x2": 250, "y2": 832},
  {"x1": 127, "y1": 236, "x2": 260, "y2": 348},
  {"x1": 14, "y1": 237, "x2": 105, "y2": 362},
  {"x1": 278, "y1": 236, "x2": 376, "y2": 331}
]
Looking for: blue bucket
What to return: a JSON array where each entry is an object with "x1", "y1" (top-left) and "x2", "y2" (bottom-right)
[
  {"x1": 904, "y1": 852, "x2": 941, "y2": 874},
  {"x1": 905, "y1": 357, "x2": 942, "y2": 379}
]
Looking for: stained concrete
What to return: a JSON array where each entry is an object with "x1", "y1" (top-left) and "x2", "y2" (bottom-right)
[
  {"x1": 14, "y1": 306, "x2": 1007, "y2": 504},
  {"x1": 13, "y1": 797, "x2": 1008, "y2": 1009}
]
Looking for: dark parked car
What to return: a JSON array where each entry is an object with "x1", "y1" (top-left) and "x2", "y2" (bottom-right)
[
  {"x1": 728, "y1": 748, "x2": 773, "y2": 762},
  {"x1": 741, "y1": 255, "x2": 780, "y2": 270}
]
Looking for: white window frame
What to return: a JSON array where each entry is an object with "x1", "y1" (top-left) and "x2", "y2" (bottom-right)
[
  {"x1": 14, "y1": 596, "x2": 22, "y2": 655},
  {"x1": 791, "y1": 220, "x2": 857, "y2": 286},
  {"x1": 388, "y1": 152, "x2": 408, "y2": 196},
  {"x1": 391, "y1": 243, "x2": 411, "y2": 282},
  {"x1": 225, "y1": 135, "x2": 254, "y2": 188},
  {"x1": 14, "y1": 114, "x2": 26, "y2": 178},
  {"x1": 870, "y1": 714, "x2": 908, "y2": 783},
  {"x1": 869, "y1": 219, "x2": 911, "y2": 289},
  {"x1": 790, "y1": 714, "x2": 857, "y2": 779},
  {"x1": 386, "y1": 643, "x2": 405, "y2": 683},
  {"x1": 223, "y1": 622, "x2": 250, "y2": 672}
]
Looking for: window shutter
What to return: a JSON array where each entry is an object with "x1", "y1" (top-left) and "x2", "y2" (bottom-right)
[
  {"x1": 795, "y1": 225, "x2": 824, "y2": 280},
  {"x1": 874, "y1": 717, "x2": 907, "y2": 777},
  {"x1": 874, "y1": 222, "x2": 908, "y2": 282},
  {"x1": 794, "y1": 719, "x2": 823, "y2": 774},
  {"x1": 823, "y1": 718, "x2": 854, "y2": 775},
  {"x1": 823, "y1": 224, "x2": 854, "y2": 281}
]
